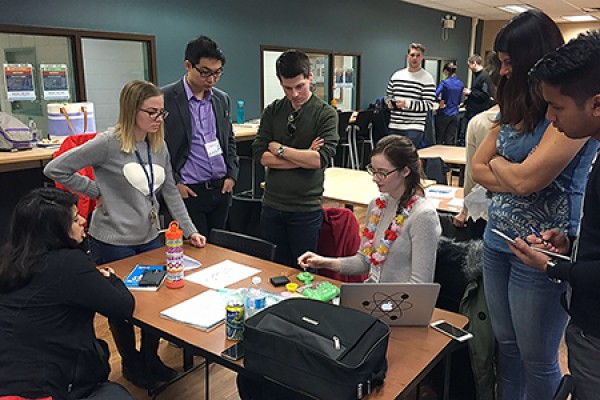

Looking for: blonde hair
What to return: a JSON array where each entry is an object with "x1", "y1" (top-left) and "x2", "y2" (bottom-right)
[{"x1": 115, "y1": 80, "x2": 164, "y2": 153}]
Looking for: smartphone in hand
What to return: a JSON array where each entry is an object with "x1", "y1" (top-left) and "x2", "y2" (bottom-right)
[{"x1": 491, "y1": 229, "x2": 570, "y2": 261}]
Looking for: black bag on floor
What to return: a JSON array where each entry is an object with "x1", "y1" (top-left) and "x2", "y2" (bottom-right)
[{"x1": 243, "y1": 298, "x2": 390, "y2": 400}]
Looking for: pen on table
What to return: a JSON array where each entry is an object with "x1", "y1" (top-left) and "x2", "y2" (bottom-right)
[{"x1": 528, "y1": 224, "x2": 549, "y2": 246}]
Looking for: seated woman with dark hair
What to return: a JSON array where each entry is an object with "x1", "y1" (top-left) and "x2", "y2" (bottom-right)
[{"x1": 0, "y1": 188, "x2": 134, "y2": 400}]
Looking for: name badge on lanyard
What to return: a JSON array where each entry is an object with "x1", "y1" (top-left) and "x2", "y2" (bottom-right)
[{"x1": 205, "y1": 139, "x2": 223, "y2": 158}]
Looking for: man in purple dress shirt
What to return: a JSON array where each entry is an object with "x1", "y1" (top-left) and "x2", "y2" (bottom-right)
[{"x1": 163, "y1": 36, "x2": 239, "y2": 236}]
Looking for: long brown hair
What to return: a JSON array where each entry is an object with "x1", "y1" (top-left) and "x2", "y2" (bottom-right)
[
  {"x1": 371, "y1": 135, "x2": 422, "y2": 209},
  {"x1": 494, "y1": 10, "x2": 564, "y2": 132}
]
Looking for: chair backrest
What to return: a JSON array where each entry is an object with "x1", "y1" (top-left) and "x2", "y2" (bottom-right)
[
  {"x1": 351, "y1": 110, "x2": 374, "y2": 139},
  {"x1": 227, "y1": 194, "x2": 262, "y2": 238},
  {"x1": 337, "y1": 111, "x2": 353, "y2": 141},
  {"x1": 317, "y1": 207, "x2": 367, "y2": 282},
  {"x1": 421, "y1": 157, "x2": 448, "y2": 184},
  {"x1": 209, "y1": 229, "x2": 277, "y2": 262}
]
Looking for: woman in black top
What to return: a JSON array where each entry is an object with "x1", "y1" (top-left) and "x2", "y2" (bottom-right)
[{"x1": 0, "y1": 188, "x2": 134, "y2": 400}]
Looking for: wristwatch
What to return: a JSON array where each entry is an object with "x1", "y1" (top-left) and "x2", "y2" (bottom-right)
[
  {"x1": 277, "y1": 145, "x2": 285, "y2": 158},
  {"x1": 545, "y1": 259, "x2": 562, "y2": 283}
]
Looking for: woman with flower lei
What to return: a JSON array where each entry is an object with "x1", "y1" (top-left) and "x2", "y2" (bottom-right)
[{"x1": 299, "y1": 135, "x2": 441, "y2": 283}]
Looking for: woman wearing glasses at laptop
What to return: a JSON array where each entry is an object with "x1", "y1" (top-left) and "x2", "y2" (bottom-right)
[
  {"x1": 0, "y1": 188, "x2": 134, "y2": 400},
  {"x1": 299, "y1": 135, "x2": 441, "y2": 283},
  {"x1": 45, "y1": 80, "x2": 206, "y2": 389}
]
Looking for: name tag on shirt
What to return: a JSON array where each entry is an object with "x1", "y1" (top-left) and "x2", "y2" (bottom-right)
[{"x1": 205, "y1": 140, "x2": 223, "y2": 158}]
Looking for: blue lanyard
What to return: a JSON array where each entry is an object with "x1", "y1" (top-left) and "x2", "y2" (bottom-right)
[{"x1": 134, "y1": 140, "x2": 154, "y2": 200}]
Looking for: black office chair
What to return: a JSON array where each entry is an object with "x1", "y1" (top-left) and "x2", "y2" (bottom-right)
[
  {"x1": 209, "y1": 228, "x2": 277, "y2": 262},
  {"x1": 552, "y1": 374, "x2": 574, "y2": 400},
  {"x1": 350, "y1": 109, "x2": 374, "y2": 169},
  {"x1": 227, "y1": 194, "x2": 263, "y2": 238},
  {"x1": 421, "y1": 157, "x2": 448, "y2": 184},
  {"x1": 336, "y1": 111, "x2": 358, "y2": 169}
]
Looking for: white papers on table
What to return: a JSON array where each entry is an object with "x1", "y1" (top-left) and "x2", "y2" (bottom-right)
[
  {"x1": 182, "y1": 255, "x2": 202, "y2": 271},
  {"x1": 160, "y1": 290, "x2": 226, "y2": 331},
  {"x1": 425, "y1": 187, "x2": 459, "y2": 198},
  {"x1": 185, "y1": 260, "x2": 260, "y2": 289}
]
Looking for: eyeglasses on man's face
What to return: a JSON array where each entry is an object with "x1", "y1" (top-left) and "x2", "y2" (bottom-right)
[
  {"x1": 140, "y1": 108, "x2": 169, "y2": 120},
  {"x1": 193, "y1": 65, "x2": 224, "y2": 79},
  {"x1": 366, "y1": 164, "x2": 399, "y2": 180},
  {"x1": 287, "y1": 110, "x2": 299, "y2": 136}
]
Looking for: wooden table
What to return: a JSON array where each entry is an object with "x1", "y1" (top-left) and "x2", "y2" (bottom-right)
[
  {"x1": 418, "y1": 145, "x2": 466, "y2": 165},
  {"x1": 108, "y1": 244, "x2": 468, "y2": 400},
  {"x1": 233, "y1": 124, "x2": 258, "y2": 142},
  {"x1": 0, "y1": 147, "x2": 56, "y2": 173},
  {"x1": 322, "y1": 167, "x2": 438, "y2": 209}
]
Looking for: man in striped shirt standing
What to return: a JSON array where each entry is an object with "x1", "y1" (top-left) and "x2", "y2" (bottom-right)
[{"x1": 386, "y1": 43, "x2": 436, "y2": 147}]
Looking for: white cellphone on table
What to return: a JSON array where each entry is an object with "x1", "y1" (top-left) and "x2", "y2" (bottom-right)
[
  {"x1": 490, "y1": 228, "x2": 571, "y2": 261},
  {"x1": 430, "y1": 320, "x2": 473, "y2": 342}
]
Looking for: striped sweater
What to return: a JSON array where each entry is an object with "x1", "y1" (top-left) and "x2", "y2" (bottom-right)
[{"x1": 386, "y1": 68, "x2": 436, "y2": 132}]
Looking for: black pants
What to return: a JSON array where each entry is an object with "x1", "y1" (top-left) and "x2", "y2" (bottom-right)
[
  {"x1": 109, "y1": 319, "x2": 160, "y2": 368},
  {"x1": 183, "y1": 180, "x2": 231, "y2": 237},
  {"x1": 435, "y1": 114, "x2": 459, "y2": 145}
]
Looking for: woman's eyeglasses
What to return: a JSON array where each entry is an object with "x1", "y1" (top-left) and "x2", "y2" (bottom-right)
[
  {"x1": 366, "y1": 164, "x2": 399, "y2": 180},
  {"x1": 287, "y1": 110, "x2": 299, "y2": 136},
  {"x1": 140, "y1": 108, "x2": 169, "y2": 120}
]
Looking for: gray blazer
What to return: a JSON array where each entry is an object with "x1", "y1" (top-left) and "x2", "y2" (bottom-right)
[{"x1": 162, "y1": 79, "x2": 239, "y2": 183}]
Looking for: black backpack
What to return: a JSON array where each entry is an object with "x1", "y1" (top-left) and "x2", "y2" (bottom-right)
[{"x1": 243, "y1": 298, "x2": 390, "y2": 399}]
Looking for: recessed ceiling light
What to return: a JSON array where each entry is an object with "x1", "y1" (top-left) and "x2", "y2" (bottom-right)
[
  {"x1": 497, "y1": 4, "x2": 534, "y2": 14},
  {"x1": 562, "y1": 15, "x2": 598, "y2": 22}
]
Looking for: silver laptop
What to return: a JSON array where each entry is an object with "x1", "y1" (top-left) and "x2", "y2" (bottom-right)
[{"x1": 339, "y1": 283, "x2": 441, "y2": 326}]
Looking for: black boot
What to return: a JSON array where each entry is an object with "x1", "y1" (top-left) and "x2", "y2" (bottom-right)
[
  {"x1": 109, "y1": 319, "x2": 156, "y2": 389},
  {"x1": 141, "y1": 330, "x2": 178, "y2": 382}
]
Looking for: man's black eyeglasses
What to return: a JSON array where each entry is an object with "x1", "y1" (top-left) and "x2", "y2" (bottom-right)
[
  {"x1": 193, "y1": 65, "x2": 224, "y2": 79},
  {"x1": 287, "y1": 111, "x2": 299, "y2": 136},
  {"x1": 140, "y1": 108, "x2": 169, "y2": 120}
]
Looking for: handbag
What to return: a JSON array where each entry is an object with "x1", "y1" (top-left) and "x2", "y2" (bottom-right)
[
  {"x1": 0, "y1": 112, "x2": 32, "y2": 151},
  {"x1": 47, "y1": 102, "x2": 96, "y2": 139}
]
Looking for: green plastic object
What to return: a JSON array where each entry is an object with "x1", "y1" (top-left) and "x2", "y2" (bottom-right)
[
  {"x1": 301, "y1": 282, "x2": 340, "y2": 302},
  {"x1": 296, "y1": 271, "x2": 315, "y2": 284}
]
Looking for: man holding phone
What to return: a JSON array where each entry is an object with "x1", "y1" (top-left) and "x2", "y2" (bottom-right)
[{"x1": 509, "y1": 30, "x2": 600, "y2": 400}]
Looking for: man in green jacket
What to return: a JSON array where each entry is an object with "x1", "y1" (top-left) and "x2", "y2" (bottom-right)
[{"x1": 252, "y1": 49, "x2": 339, "y2": 267}]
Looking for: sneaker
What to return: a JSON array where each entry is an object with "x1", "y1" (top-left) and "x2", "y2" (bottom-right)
[
  {"x1": 122, "y1": 361, "x2": 156, "y2": 389},
  {"x1": 149, "y1": 357, "x2": 178, "y2": 382}
]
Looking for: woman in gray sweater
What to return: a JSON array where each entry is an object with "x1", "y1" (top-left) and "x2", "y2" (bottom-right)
[
  {"x1": 45, "y1": 80, "x2": 206, "y2": 389},
  {"x1": 298, "y1": 135, "x2": 441, "y2": 283}
]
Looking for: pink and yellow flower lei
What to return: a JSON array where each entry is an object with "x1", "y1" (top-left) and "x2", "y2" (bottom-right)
[{"x1": 360, "y1": 194, "x2": 418, "y2": 267}]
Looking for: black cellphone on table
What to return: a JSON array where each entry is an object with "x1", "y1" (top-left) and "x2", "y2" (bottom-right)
[
  {"x1": 221, "y1": 341, "x2": 244, "y2": 361},
  {"x1": 138, "y1": 268, "x2": 166, "y2": 286},
  {"x1": 270, "y1": 275, "x2": 290, "y2": 287}
]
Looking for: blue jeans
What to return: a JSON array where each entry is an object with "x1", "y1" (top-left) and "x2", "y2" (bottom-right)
[
  {"x1": 260, "y1": 206, "x2": 323, "y2": 268},
  {"x1": 90, "y1": 236, "x2": 162, "y2": 265},
  {"x1": 387, "y1": 128, "x2": 424, "y2": 148},
  {"x1": 483, "y1": 246, "x2": 568, "y2": 400}
]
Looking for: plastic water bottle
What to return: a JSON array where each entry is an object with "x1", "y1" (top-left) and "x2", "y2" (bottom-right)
[
  {"x1": 28, "y1": 117, "x2": 38, "y2": 147},
  {"x1": 236, "y1": 100, "x2": 245, "y2": 124},
  {"x1": 244, "y1": 276, "x2": 266, "y2": 319}
]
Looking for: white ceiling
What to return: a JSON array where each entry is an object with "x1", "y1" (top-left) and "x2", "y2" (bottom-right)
[{"x1": 401, "y1": 0, "x2": 600, "y2": 21}]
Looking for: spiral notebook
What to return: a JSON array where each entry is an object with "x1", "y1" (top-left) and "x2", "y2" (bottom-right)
[{"x1": 160, "y1": 290, "x2": 227, "y2": 331}]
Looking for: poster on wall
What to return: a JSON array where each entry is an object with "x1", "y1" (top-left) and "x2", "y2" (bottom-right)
[
  {"x1": 344, "y1": 68, "x2": 354, "y2": 89},
  {"x1": 3, "y1": 64, "x2": 36, "y2": 101},
  {"x1": 334, "y1": 68, "x2": 344, "y2": 88},
  {"x1": 40, "y1": 64, "x2": 70, "y2": 100}
]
